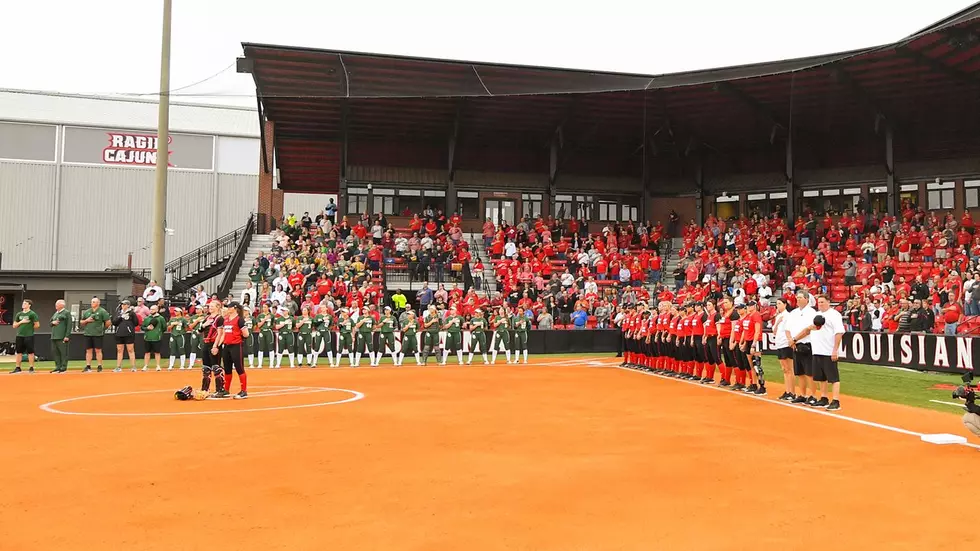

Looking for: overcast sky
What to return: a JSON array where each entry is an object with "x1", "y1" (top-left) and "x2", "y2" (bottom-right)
[{"x1": 2, "y1": 1, "x2": 973, "y2": 106}]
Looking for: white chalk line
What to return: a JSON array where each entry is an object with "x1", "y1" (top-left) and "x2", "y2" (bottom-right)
[
  {"x1": 608, "y1": 364, "x2": 980, "y2": 451},
  {"x1": 38, "y1": 386, "x2": 364, "y2": 417},
  {"x1": 929, "y1": 399, "x2": 965, "y2": 408}
]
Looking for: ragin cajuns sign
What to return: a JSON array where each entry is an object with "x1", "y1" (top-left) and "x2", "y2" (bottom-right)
[{"x1": 102, "y1": 133, "x2": 174, "y2": 166}]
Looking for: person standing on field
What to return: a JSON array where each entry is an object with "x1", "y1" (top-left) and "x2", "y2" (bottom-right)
[
  {"x1": 11, "y1": 300, "x2": 40, "y2": 374},
  {"x1": 141, "y1": 305, "x2": 167, "y2": 371},
  {"x1": 167, "y1": 308, "x2": 188, "y2": 371},
  {"x1": 80, "y1": 297, "x2": 111, "y2": 373},
  {"x1": 113, "y1": 300, "x2": 140, "y2": 372},
  {"x1": 49, "y1": 299, "x2": 72, "y2": 373}
]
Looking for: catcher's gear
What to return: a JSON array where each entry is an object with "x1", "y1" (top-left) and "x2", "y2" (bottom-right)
[
  {"x1": 963, "y1": 413, "x2": 980, "y2": 437},
  {"x1": 174, "y1": 385, "x2": 194, "y2": 401}
]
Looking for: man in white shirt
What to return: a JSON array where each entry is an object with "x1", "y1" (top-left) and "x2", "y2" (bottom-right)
[
  {"x1": 794, "y1": 295, "x2": 845, "y2": 411},
  {"x1": 272, "y1": 273, "x2": 291, "y2": 294},
  {"x1": 786, "y1": 290, "x2": 817, "y2": 404},
  {"x1": 240, "y1": 282, "x2": 257, "y2": 309},
  {"x1": 503, "y1": 240, "x2": 518, "y2": 259},
  {"x1": 142, "y1": 280, "x2": 164, "y2": 306}
]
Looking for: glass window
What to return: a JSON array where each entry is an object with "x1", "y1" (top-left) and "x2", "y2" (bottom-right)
[
  {"x1": 394, "y1": 189, "x2": 421, "y2": 216},
  {"x1": 575, "y1": 195, "x2": 594, "y2": 221},
  {"x1": 371, "y1": 188, "x2": 396, "y2": 216},
  {"x1": 522, "y1": 193, "x2": 542, "y2": 219},
  {"x1": 598, "y1": 201, "x2": 618, "y2": 222},
  {"x1": 554, "y1": 194, "x2": 572, "y2": 219},
  {"x1": 927, "y1": 181, "x2": 955, "y2": 210},
  {"x1": 347, "y1": 187, "x2": 369, "y2": 215},
  {"x1": 623, "y1": 205, "x2": 638, "y2": 222},
  {"x1": 769, "y1": 192, "x2": 788, "y2": 218},
  {"x1": 869, "y1": 185, "x2": 888, "y2": 214},
  {"x1": 715, "y1": 194, "x2": 739, "y2": 220},
  {"x1": 423, "y1": 190, "x2": 446, "y2": 216},
  {"x1": 458, "y1": 191, "x2": 480, "y2": 219},
  {"x1": 965, "y1": 180, "x2": 980, "y2": 209},
  {"x1": 746, "y1": 193, "x2": 769, "y2": 218}
]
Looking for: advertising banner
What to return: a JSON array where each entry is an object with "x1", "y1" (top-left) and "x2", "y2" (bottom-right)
[{"x1": 63, "y1": 126, "x2": 214, "y2": 170}]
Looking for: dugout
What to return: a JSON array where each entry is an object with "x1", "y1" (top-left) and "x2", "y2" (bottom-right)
[
  {"x1": 0, "y1": 270, "x2": 140, "y2": 342},
  {"x1": 238, "y1": 3, "x2": 980, "y2": 234}
]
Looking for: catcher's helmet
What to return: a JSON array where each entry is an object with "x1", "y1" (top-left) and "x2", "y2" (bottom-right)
[{"x1": 174, "y1": 385, "x2": 194, "y2": 401}]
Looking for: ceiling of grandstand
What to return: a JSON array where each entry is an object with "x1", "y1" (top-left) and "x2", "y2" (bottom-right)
[{"x1": 242, "y1": 2, "x2": 980, "y2": 193}]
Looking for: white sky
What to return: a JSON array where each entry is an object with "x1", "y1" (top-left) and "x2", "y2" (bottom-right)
[{"x1": 2, "y1": 0, "x2": 973, "y2": 107}]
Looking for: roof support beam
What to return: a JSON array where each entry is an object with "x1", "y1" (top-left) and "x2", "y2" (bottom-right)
[
  {"x1": 447, "y1": 100, "x2": 463, "y2": 214},
  {"x1": 829, "y1": 67, "x2": 901, "y2": 134},
  {"x1": 885, "y1": 124, "x2": 897, "y2": 217},
  {"x1": 785, "y1": 119, "x2": 796, "y2": 222},
  {"x1": 713, "y1": 81, "x2": 787, "y2": 136},
  {"x1": 340, "y1": 100, "x2": 350, "y2": 181},
  {"x1": 895, "y1": 46, "x2": 979, "y2": 87}
]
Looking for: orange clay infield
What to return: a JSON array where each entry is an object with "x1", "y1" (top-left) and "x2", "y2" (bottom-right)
[{"x1": 3, "y1": 354, "x2": 980, "y2": 550}]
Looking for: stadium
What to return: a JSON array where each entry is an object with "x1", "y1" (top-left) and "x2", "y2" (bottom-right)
[{"x1": 4, "y1": 2, "x2": 980, "y2": 550}]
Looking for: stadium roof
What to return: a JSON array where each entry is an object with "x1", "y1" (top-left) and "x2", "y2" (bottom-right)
[{"x1": 242, "y1": 2, "x2": 980, "y2": 193}]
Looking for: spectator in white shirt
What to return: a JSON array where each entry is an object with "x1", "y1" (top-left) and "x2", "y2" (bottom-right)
[
  {"x1": 584, "y1": 277, "x2": 598, "y2": 296},
  {"x1": 240, "y1": 282, "x2": 257, "y2": 308},
  {"x1": 272, "y1": 274, "x2": 291, "y2": 294},
  {"x1": 142, "y1": 280, "x2": 164, "y2": 306},
  {"x1": 758, "y1": 284, "x2": 773, "y2": 306},
  {"x1": 619, "y1": 266, "x2": 631, "y2": 285},
  {"x1": 560, "y1": 270, "x2": 575, "y2": 288},
  {"x1": 504, "y1": 240, "x2": 518, "y2": 259},
  {"x1": 793, "y1": 296, "x2": 844, "y2": 411}
]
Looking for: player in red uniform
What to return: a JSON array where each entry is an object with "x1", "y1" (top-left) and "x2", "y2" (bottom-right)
[
  {"x1": 690, "y1": 302, "x2": 706, "y2": 381},
  {"x1": 701, "y1": 300, "x2": 721, "y2": 384},
  {"x1": 199, "y1": 301, "x2": 226, "y2": 397},
  {"x1": 213, "y1": 302, "x2": 249, "y2": 400},
  {"x1": 739, "y1": 301, "x2": 766, "y2": 395},
  {"x1": 728, "y1": 304, "x2": 745, "y2": 391}
]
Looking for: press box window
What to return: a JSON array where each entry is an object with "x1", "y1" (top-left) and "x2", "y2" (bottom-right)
[
  {"x1": 522, "y1": 193, "x2": 542, "y2": 219},
  {"x1": 347, "y1": 187, "x2": 369, "y2": 215},
  {"x1": 966, "y1": 180, "x2": 980, "y2": 209},
  {"x1": 927, "y1": 181, "x2": 955, "y2": 210},
  {"x1": 458, "y1": 191, "x2": 480, "y2": 219}
]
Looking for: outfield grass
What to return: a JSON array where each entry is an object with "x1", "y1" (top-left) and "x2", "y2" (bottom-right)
[{"x1": 2, "y1": 352, "x2": 968, "y2": 415}]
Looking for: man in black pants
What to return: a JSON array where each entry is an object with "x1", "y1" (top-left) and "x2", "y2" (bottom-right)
[{"x1": 787, "y1": 291, "x2": 817, "y2": 404}]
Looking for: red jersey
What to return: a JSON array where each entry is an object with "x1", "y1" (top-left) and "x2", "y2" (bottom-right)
[
  {"x1": 703, "y1": 312, "x2": 719, "y2": 336},
  {"x1": 222, "y1": 315, "x2": 246, "y2": 345},
  {"x1": 741, "y1": 312, "x2": 763, "y2": 342},
  {"x1": 730, "y1": 314, "x2": 742, "y2": 341},
  {"x1": 203, "y1": 315, "x2": 224, "y2": 344},
  {"x1": 690, "y1": 313, "x2": 705, "y2": 336},
  {"x1": 718, "y1": 310, "x2": 733, "y2": 339}
]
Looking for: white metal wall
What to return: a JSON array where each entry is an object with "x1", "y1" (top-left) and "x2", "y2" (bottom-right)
[
  {"x1": 283, "y1": 192, "x2": 336, "y2": 219},
  {"x1": 217, "y1": 174, "x2": 259, "y2": 234},
  {"x1": 0, "y1": 161, "x2": 57, "y2": 269}
]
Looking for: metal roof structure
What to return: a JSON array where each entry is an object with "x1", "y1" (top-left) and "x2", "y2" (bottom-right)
[
  {"x1": 241, "y1": 2, "x2": 980, "y2": 193},
  {"x1": 0, "y1": 90, "x2": 259, "y2": 138}
]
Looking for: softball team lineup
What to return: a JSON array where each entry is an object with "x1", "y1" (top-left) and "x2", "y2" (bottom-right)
[{"x1": 161, "y1": 298, "x2": 535, "y2": 399}]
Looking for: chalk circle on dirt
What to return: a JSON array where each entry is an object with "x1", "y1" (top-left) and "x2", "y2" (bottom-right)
[{"x1": 39, "y1": 385, "x2": 365, "y2": 417}]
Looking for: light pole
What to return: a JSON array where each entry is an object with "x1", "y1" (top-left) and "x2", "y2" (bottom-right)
[{"x1": 150, "y1": 0, "x2": 173, "y2": 286}]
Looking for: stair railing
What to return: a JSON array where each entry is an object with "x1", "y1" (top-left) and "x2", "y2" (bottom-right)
[{"x1": 216, "y1": 213, "x2": 257, "y2": 299}]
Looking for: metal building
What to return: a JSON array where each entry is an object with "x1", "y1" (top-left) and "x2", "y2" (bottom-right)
[{"x1": 0, "y1": 90, "x2": 263, "y2": 272}]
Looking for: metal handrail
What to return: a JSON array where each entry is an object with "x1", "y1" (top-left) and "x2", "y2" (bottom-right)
[{"x1": 216, "y1": 213, "x2": 257, "y2": 299}]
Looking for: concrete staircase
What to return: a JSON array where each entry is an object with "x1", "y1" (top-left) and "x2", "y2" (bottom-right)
[
  {"x1": 465, "y1": 233, "x2": 498, "y2": 294},
  {"x1": 228, "y1": 233, "x2": 276, "y2": 301}
]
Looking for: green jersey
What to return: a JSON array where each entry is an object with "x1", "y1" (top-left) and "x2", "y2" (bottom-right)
[
  {"x1": 248, "y1": 266, "x2": 262, "y2": 283},
  {"x1": 339, "y1": 318, "x2": 354, "y2": 334},
  {"x1": 256, "y1": 312, "x2": 274, "y2": 333},
  {"x1": 357, "y1": 316, "x2": 374, "y2": 334},
  {"x1": 512, "y1": 315, "x2": 530, "y2": 333},
  {"x1": 189, "y1": 314, "x2": 206, "y2": 332},
  {"x1": 81, "y1": 307, "x2": 111, "y2": 337},
  {"x1": 315, "y1": 313, "x2": 333, "y2": 332},
  {"x1": 243, "y1": 317, "x2": 254, "y2": 334},
  {"x1": 424, "y1": 314, "x2": 441, "y2": 334},
  {"x1": 169, "y1": 317, "x2": 188, "y2": 336},
  {"x1": 445, "y1": 315, "x2": 463, "y2": 334},
  {"x1": 276, "y1": 315, "x2": 294, "y2": 332},
  {"x1": 493, "y1": 316, "x2": 510, "y2": 332},
  {"x1": 378, "y1": 315, "x2": 396, "y2": 334},
  {"x1": 14, "y1": 310, "x2": 39, "y2": 338},
  {"x1": 401, "y1": 318, "x2": 418, "y2": 335},
  {"x1": 297, "y1": 316, "x2": 314, "y2": 335},
  {"x1": 470, "y1": 317, "x2": 486, "y2": 334},
  {"x1": 50, "y1": 309, "x2": 72, "y2": 340},
  {"x1": 141, "y1": 314, "x2": 166, "y2": 342}
]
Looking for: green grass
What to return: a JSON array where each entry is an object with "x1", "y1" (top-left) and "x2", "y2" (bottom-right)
[
  {"x1": 758, "y1": 356, "x2": 966, "y2": 415},
  {"x1": 4, "y1": 352, "x2": 966, "y2": 415}
]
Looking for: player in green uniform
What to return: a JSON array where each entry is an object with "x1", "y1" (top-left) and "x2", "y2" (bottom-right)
[
  {"x1": 243, "y1": 308, "x2": 255, "y2": 368},
  {"x1": 353, "y1": 306, "x2": 375, "y2": 367},
  {"x1": 420, "y1": 305, "x2": 441, "y2": 366},
  {"x1": 11, "y1": 299, "x2": 40, "y2": 374},
  {"x1": 467, "y1": 309, "x2": 489, "y2": 365},
  {"x1": 295, "y1": 307, "x2": 314, "y2": 367},
  {"x1": 441, "y1": 306, "x2": 465, "y2": 365},
  {"x1": 186, "y1": 310, "x2": 205, "y2": 370},
  {"x1": 337, "y1": 310, "x2": 355, "y2": 367},
  {"x1": 49, "y1": 299, "x2": 73, "y2": 373},
  {"x1": 312, "y1": 305, "x2": 334, "y2": 368},
  {"x1": 398, "y1": 311, "x2": 420, "y2": 366},
  {"x1": 511, "y1": 311, "x2": 531, "y2": 364},
  {"x1": 275, "y1": 309, "x2": 296, "y2": 368},
  {"x1": 167, "y1": 308, "x2": 188, "y2": 370},
  {"x1": 141, "y1": 305, "x2": 167, "y2": 371},
  {"x1": 377, "y1": 306, "x2": 398, "y2": 366},
  {"x1": 491, "y1": 307, "x2": 512, "y2": 364},
  {"x1": 254, "y1": 302, "x2": 275, "y2": 368},
  {"x1": 79, "y1": 297, "x2": 111, "y2": 373}
]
